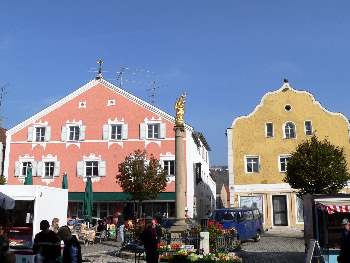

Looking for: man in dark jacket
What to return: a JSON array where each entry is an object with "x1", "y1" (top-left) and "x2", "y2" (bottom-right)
[
  {"x1": 32, "y1": 220, "x2": 61, "y2": 263},
  {"x1": 140, "y1": 218, "x2": 161, "y2": 263},
  {"x1": 57, "y1": 226, "x2": 82, "y2": 263}
]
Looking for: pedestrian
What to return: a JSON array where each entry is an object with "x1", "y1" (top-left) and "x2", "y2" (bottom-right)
[
  {"x1": 32, "y1": 220, "x2": 61, "y2": 263},
  {"x1": 338, "y1": 218, "x2": 350, "y2": 263},
  {"x1": 50, "y1": 218, "x2": 60, "y2": 234},
  {"x1": 57, "y1": 226, "x2": 82, "y2": 263},
  {"x1": 140, "y1": 217, "x2": 161, "y2": 263}
]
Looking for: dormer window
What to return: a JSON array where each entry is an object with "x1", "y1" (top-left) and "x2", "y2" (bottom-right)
[{"x1": 284, "y1": 122, "x2": 296, "y2": 139}]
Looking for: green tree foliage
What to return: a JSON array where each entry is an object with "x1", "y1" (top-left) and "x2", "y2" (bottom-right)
[
  {"x1": 116, "y1": 149, "x2": 167, "y2": 217},
  {"x1": 0, "y1": 176, "x2": 6, "y2": 185},
  {"x1": 284, "y1": 135, "x2": 350, "y2": 196}
]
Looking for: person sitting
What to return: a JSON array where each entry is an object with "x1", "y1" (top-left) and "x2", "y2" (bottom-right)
[
  {"x1": 57, "y1": 226, "x2": 82, "y2": 263},
  {"x1": 32, "y1": 220, "x2": 61, "y2": 263}
]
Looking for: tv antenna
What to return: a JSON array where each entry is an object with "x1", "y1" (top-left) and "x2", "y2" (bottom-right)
[
  {"x1": 116, "y1": 66, "x2": 128, "y2": 88},
  {"x1": 146, "y1": 80, "x2": 160, "y2": 105},
  {"x1": 88, "y1": 59, "x2": 108, "y2": 80}
]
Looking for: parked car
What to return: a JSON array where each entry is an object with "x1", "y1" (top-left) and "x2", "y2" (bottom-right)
[{"x1": 213, "y1": 208, "x2": 263, "y2": 242}]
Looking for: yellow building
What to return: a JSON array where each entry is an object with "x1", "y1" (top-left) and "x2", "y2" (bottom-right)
[{"x1": 226, "y1": 81, "x2": 350, "y2": 229}]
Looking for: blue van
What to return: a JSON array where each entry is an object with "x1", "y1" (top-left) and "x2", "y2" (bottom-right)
[{"x1": 213, "y1": 208, "x2": 263, "y2": 242}]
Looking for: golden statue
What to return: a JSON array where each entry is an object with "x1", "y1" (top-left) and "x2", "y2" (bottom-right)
[{"x1": 175, "y1": 93, "x2": 186, "y2": 126}]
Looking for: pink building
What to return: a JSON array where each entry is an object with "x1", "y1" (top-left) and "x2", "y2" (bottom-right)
[{"x1": 4, "y1": 78, "x2": 214, "y2": 219}]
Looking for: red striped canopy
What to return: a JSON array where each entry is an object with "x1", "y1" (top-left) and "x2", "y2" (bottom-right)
[{"x1": 319, "y1": 204, "x2": 350, "y2": 214}]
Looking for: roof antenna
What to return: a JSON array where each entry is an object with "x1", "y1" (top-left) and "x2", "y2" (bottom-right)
[
  {"x1": 116, "y1": 66, "x2": 127, "y2": 88},
  {"x1": 95, "y1": 59, "x2": 104, "y2": 80},
  {"x1": 146, "y1": 80, "x2": 159, "y2": 105},
  {"x1": 283, "y1": 78, "x2": 289, "y2": 83}
]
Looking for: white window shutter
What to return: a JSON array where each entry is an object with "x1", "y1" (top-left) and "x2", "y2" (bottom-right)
[
  {"x1": 103, "y1": 124, "x2": 109, "y2": 140},
  {"x1": 37, "y1": 162, "x2": 43, "y2": 177},
  {"x1": 54, "y1": 161, "x2": 60, "y2": 177},
  {"x1": 160, "y1": 123, "x2": 166, "y2": 139},
  {"x1": 61, "y1": 126, "x2": 67, "y2": 141},
  {"x1": 140, "y1": 123, "x2": 146, "y2": 139},
  {"x1": 79, "y1": 125, "x2": 86, "y2": 140},
  {"x1": 45, "y1": 126, "x2": 51, "y2": 141},
  {"x1": 32, "y1": 161, "x2": 37, "y2": 177},
  {"x1": 27, "y1": 127, "x2": 34, "y2": 141},
  {"x1": 77, "y1": 161, "x2": 84, "y2": 177},
  {"x1": 15, "y1": 161, "x2": 20, "y2": 177},
  {"x1": 99, "y1": 161, "x2": 106, "y2": 176},
  {"x1": 122, "y1": 124, "x2": 128, "y2": 140}
]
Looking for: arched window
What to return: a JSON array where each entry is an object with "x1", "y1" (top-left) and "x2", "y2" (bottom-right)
[{"x1": 284, "y1": 122, "x2": 296, "y2": 138}]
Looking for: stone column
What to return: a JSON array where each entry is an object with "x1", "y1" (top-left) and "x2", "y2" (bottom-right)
[{"x1": 171, "y1": 125, "x2": 187, "y2": 232}]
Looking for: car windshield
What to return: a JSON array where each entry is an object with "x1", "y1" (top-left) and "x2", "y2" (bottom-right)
[{"x1": 214, "y1": 210, "x2": 239, "y2": 222}]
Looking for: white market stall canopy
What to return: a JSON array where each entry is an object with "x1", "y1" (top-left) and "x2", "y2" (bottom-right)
[
  {"x1": 0, "y1": 191, "x2": 15, "y2": 210},
  {"x1": 315, "y1": 198, "x2": 350, "y2": 214}
]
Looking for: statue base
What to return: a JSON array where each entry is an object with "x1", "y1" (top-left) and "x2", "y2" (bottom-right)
[{"x1": 169, "y1": 218, "x2": 188, "y2": 233}]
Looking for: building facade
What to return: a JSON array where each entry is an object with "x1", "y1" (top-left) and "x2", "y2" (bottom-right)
[
  {"x1": 227, "y1": 81, "x2": 350, "y2": 228},
  {"x1": 4, "y1": 78, "x2": 214, "y2": 220}
]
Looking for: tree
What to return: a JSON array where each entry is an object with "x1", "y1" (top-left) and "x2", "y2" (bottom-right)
[
  {"x1": 116, "y1": 149, "x2": 168, "y2": 218},
  {"x1": 284, "y1": 135, "x2": 350, "y2": 196}
]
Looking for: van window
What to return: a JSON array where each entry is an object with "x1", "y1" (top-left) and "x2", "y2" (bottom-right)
[
  {"x1": 223, "y1": 212, "x2": 234, "y2": 221},
  {"x1": 243, "y1": 210, "x2": 253, "y2": 220},
  {"x1": 253, "y1": 209, "x2": 260, "y2": 219}
]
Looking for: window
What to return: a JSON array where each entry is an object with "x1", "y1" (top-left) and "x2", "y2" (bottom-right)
[
  {"x1": 305, "y1": 121, "x2": 313, "y2": 135},
  {"x1": 284, "y1": 122, "x2": 296, "y2": 138},
  {"x1": 86, "y1": 161, "x2": 99, "y2": 177},
  {"x1": 111, "y1": 124, "x2": 122, "y2": 140},
  {"x1": 296, "y1": 196, "x2": 304, "y2": 222},
  {"x1": 21, "y1": 162, "x2": 32, "y2": 177},
  {"x1": 44, "y1": 162, "x2": 55, "y2": 177},
  {"x1": 164, "y1": 160, "x2": 175, "y2": 176},
  {"x1": 266, "y1": 123, "x2": 273, "y2": 137},
  {"x1": 246, "y1": 156, "x2": 259, "y2": 173},
  {"x1": 35, "y1": 127, "x2": 46, "y2": 142},
  {"x1": 69, "y1": 126, "x2": 80, "y2": 141},
  {"x1": 279, "y1": 155, "x2": 290, "y2": 172},
  {"x1": 147, "y1": 123, "x2": 160, "y2": 139}
]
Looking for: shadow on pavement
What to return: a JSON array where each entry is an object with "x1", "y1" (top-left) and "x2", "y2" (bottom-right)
[{"x1": 237, "y1": 251, "x2": 305, "y2": 263}]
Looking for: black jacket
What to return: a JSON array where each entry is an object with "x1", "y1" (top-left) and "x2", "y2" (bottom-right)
[{"x1": 62, "y1": 236, "x2": 82, "y2": 263}]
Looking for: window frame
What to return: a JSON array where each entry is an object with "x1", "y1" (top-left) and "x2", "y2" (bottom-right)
[
  {"x1": 283, "y1": 122, "x2": 296, "y2": 139},
  {"x1": 265, "y1": 122, "x2": 274, "y2": 138},
  {"x1": 147, "y1": 123, "x2": 160, "y2": 139},
  {"x1": 278, "y1": 154, "x2": 291, "y2": 173},
  {"x1": 21, "y1": 162, "x2": 32, "y2": 177},
  {"x1": 85, "y1": 160, "x2": 99, "y2": 177},
  {"x1": 44, "y1": 161, "x2": 55, "y2": 178},
  {"x1": 110, "y1": 124, "x2": 123, "y2": 140},
  {"x1": 35, "y1": 126, "x2": 46, "y2": 142},
  {"x1": 163, "y1": 160, "x2": 175, "y2": 177},
  {"x1": 304, "y1": 120, "x2": 313, "y2": 136},
  {"x1": 245, "y1": 155, "x2": 260, "y2": 173},
  {"x1": 68, "y1": 125, "x2": 80, "y2": 141}
]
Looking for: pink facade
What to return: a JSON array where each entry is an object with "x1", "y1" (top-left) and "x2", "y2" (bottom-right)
[{"x1": 5, "y1": 79, "x2": 185, "y2": 200}]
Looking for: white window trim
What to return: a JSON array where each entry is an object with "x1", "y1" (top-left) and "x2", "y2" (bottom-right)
[
  {"x1": 265, "y1": 122, "x2": 274, "y2": 138},
  {"x1": 284, "y1": 104, "x2": 293, "y2": 112},
  {"x1": 244, "y1": 155, "x2": 260, "y2": 174},
  {"x1": 41, "y1": 155, "x2": 59, "y2": 178},
  {"x1": 146, "y1": 121, "x2": 161, "y2": 139},
  {"x1": 278, "y1": 154, "x2": 291, "y2": 173},
  {"x1": 85, "y1": 160, "x2": 99, "y2": 177},
  {"x1": 109, "y1": 123, "x2": 123, "y2": 140},
  {"x1": 295, "y1": 194, "x2": 304, "y2": 224},
  {"x1": 304, "y1": 120, "x2": 313, "y2": 136},
  {"x1": 17, "y1": 156, "x2": 35, "y2": 178},
  {"x1": 66, "y1": 123, "x2": 82, "y2": 141},
  {"x1": 34, "y1": 125, "x2": 47, "y2": 142},
  {"x1": 81, "y1": 154, "x2": 105, "y2": 177},
  {"x1": 282, "y1": 121, "x2": 297, "y2": 139}
]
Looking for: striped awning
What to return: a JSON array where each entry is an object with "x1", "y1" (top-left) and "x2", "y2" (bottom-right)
[{"x1": 317, "y1": 203, "x2": 350, "y2": 214}]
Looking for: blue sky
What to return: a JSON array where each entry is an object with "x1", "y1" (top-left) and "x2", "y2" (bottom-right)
[{"x1": 1, "y1": 1, "x2": 350, "y2": 165}]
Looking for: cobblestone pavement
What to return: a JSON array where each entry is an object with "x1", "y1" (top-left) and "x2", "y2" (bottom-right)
[
  {"x1": 81, "y1": 241, "x2": 145, "y2": 263},
  {"x1": 237, "y1": 229, "x2": 305, "y2": 263}
]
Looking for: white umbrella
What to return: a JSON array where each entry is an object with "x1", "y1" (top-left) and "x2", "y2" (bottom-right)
[{"x1": 0, "y1": 191, "x2": 15, "y2": 210}]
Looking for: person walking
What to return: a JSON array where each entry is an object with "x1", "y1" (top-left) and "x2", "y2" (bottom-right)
[
  {"x1": 32, "y1": 220, "x2": 61, "y2": 263},
  {"x1": 140, "y1": 217, "x2": 161, "y2": 263},
  {"x1": 57, "y1": 226, "x2": 82, "y2": 263},
  {"x1": 338, "y1": 218, "x2": 350, "y2": 263}
]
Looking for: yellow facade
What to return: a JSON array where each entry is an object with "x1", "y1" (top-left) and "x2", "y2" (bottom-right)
[{"x1": 227, "y1": 82, "x2": 350, "y2": 228}]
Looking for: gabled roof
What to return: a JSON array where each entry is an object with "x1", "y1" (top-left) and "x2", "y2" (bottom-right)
[
  {"x1": 7, "y1": 79, "x2": 193, "y2": 135},
  {"x1": 230, "y1": 82, "x2": 350, "y2": 129},
  {"x1": 192, "y1": 131, "x2": 211, "y2": 151}
]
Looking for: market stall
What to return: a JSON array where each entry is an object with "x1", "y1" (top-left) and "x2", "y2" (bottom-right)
[{"x1": 304, "y1": 194, "x2": 350, "y2": 263}]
